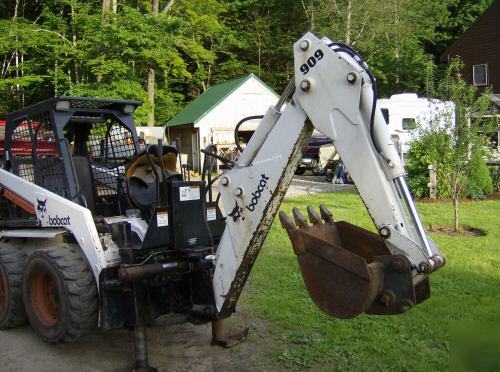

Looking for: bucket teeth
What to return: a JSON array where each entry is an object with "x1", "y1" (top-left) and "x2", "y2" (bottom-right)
[
  {"x1": 292, "y1": 207, "x2": 308, "y2": 228},
  {"x1": 279, "y1": 211, "x2": 295, "y2": 231},
  {"x1": 319, "y1": 205, "x2": 335, "y2": 224},
  {"x1": 307, "y1": 205, "x2": 322, "y2": 225},
  {"x1": 282, "y1": 206, "x2": 334, "y2": 229}
]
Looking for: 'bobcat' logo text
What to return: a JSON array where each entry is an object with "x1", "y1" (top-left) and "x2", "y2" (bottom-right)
[
  {"x1": 48, "y1": 215, "x2": 71, "y2": 226},
  {"x1": 245, "y1": 174, "x2": 270, "y2": 212}
]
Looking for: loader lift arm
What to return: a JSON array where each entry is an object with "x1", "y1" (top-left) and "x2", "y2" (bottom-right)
[{"x1": 213, "y1": 32, "x2": 444, "y2": 319}]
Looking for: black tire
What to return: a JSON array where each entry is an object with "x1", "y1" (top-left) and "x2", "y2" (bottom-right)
[
  {"x1": 325, "y1": 171, "x2": 334, "y2": 183},
  {"x1": 0, "y1": 242, "x2": 27, "y2": 329},
  {"x1": 23, "y1": 244, "x2": 98, "y2": 343},
  {"x1": 295, "y1": 166, "x2": 306, "y2": 175}
]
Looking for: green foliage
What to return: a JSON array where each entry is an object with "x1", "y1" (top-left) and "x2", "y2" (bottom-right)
[
  {"x1": 0, "y1": 0, "x2": 220, "y2": 124},
  {"x1": 417, "y1": 58, "x2": 496, "y2": 230},
  {"x1": 313, "y1": 0, "x2": 447, "y2": 96},
  {"x1": 405, "y1": 132, "x2": 494, "y2": 199},
  {"x1": 69, "y1": 79, "x2": 152, "y2": 124},
  {"x1": 466, "y1": 147, "x2": 494, "y2": 199},
  {"x1": 0, "y1": 0, "x2": 496, "y2": 126},
  {"x1": 428, "y1": 0, "x2": 495, "y2": 59},
  {"x1": 489, "y1": 165, "x2": 500, "y2": 192},
  {"x1": 406, "y1": 131, "x2": 453, "y2": 198}
]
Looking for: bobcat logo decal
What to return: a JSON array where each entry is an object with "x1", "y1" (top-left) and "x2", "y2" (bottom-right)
[
  {"x1": 37, "y1": 198, "x2": 47, "y2": 215},
  {"x1": 228, "y1": 201, "x2": 244, "y2": 222}
]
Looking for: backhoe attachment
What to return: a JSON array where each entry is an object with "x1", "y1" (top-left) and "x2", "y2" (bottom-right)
[
  {"x1": 279, "y1": 205, "x2": 433, "y2": 319},
  {"x1": 212, "y1": 32, "x2": 445, "y2": 320}
]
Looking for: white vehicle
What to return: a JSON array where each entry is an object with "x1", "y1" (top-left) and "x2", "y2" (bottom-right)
[
  {"x1": 0, "y1": 34, "x2": 444, "y2": 370},
  {"x1": 136, "y1": 126, "x2": 167, "y2": 146},
  {"x1": 377, "y1": 93, "x2": 453, "y2": 160}
]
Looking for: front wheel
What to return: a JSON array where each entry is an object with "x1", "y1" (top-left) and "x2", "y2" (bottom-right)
[{"x1": 23, "y1": 244, "x2": 98, "y2": 343}]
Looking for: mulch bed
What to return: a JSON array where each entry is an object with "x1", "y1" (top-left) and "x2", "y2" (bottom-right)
[
  {"x1": 418, "y1": 192, "x2": 500, "y2": 203},
  {"x1": 427, "y1": 225, "x2": 487, "y2": 237}
]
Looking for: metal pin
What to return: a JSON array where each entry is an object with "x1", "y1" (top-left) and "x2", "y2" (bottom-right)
[
  {"x1": 300, "y1": 80, "x2": 311, "y2": 92},
  {"x1": 346, "y1": 72, "x2": 357, "y2": 84},
  {"x1": 300, "y1": 39, "x2": 310, "y2": 51}
]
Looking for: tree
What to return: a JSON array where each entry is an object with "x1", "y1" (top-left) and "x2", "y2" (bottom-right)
[
  {"x1": 419, "y1": 58, "x2": 496, "y2": 232},
  {"x1": 426, "y1": 0, "x2": 494, "y2": 60},
  {"x1": 0, "y1": 0, "x2": 495, "y2": 129},
  {"x1": 0, "y1": 0, "x2": 208, "y2": 124},
  {"x1": 314, "y1": 0, "x2": 448, "y2": 96}
]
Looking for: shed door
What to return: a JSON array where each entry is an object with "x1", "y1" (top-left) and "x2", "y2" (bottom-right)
[{"x1": 191, "y1": 131, "x2": 200, "y2": 172}]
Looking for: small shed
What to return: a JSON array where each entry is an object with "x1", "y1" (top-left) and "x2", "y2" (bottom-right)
[{"x1": 165, "y1": 74, "x2": 279, "y2": 171}]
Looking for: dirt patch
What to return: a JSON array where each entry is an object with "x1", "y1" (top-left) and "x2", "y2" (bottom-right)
[
  {"x1": 486, "y1": 191, "x2": 500, "y2": 200},
  {"x1": 428, "y1": 225, "x2": 487, "y2": 237},
  {"x1": 0, "y1": 306, "x2": 277, "y2": 371}
]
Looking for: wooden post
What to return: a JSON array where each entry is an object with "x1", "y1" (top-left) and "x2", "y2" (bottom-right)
[{"x1": 428, "y1": 164, "x2": 437, "y2": 199}]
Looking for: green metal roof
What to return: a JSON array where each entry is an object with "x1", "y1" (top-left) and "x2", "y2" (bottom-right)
[{"x1": 166, "y1": 73, "x2": 278, "y2": 127}]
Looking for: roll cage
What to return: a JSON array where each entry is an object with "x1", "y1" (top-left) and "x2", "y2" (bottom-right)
[{"x1": 3, "y1": 97, "x2": 142, "y2": 217}]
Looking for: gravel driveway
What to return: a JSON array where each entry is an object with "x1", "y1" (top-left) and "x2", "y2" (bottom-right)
[{"x1": 286, "y1": 175, "x2": 354, "y2": 198}]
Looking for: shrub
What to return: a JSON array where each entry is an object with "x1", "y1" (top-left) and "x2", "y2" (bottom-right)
[{"x1": 466, "y1": 148, "x2": 494, "y2": 199}]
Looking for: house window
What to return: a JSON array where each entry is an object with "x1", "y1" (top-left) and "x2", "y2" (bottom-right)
[
  {"x1": 473, "y1": 64, "x2": 488, "y2": 86},
  {"x1": 381, "y1": 108, "x2": 389, "y2": 125},
  {"x1": 402, "y1": 118, "x2": 417, "y2": 130}
]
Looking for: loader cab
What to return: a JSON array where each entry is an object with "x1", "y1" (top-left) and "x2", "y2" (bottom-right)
[{"x1": 3, "y1": 97, "x2": 142, "y2": 217}]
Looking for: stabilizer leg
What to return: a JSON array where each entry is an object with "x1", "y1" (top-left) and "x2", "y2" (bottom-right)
[
  {"x1": 132, "y1": 326, "x2": 156, "y2": 372},
  {"x1": 211, "y1": 319, "x2": 249, "y2": 348},
  {"x1": 119, "y1": 280, "x2": 157, "y2": 372}
]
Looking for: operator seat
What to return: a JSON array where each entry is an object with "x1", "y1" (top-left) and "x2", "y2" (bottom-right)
[{"x1": 125, "y1": 145, "x2": 179, "y2": 209}]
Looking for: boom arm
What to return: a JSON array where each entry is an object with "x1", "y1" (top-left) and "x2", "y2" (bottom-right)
[{"x1": 212, "y1": 33, "x2": 444, "y2": 318}]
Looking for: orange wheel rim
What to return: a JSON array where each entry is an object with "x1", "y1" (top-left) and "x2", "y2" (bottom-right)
[
  {"x1": 0, "y1": 267, "x2": 6, "y2": 314},
  {"x1": 31, "y1": 271, "x2": 60, "y2": 326}
]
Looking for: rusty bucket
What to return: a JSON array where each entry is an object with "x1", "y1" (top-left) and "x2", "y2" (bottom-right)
[{"x1": 279, "y1": 205, "x2": 430, "y2": 319}]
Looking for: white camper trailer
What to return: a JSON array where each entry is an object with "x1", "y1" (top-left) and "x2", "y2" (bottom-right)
[
  {"x1": 377, "y1": 93, "x2": 453, "y2": 160},
  {"x1": 135, "y1": 126, "x2": 167, "y2": 145}
]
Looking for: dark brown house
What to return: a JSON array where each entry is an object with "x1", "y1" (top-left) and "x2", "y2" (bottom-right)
[
  {"x1": 441, "y1": 0, "x2": 500, "y2": 95},
  {"x1": 441, "y1": 1, "x2": 500, "y2": 155}
]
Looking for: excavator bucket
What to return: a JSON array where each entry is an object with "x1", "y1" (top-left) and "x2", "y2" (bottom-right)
[{"x1": 279, "y1": 205, "x2": 430, "y2": 319}]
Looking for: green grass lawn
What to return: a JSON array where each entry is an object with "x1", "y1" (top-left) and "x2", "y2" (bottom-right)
[{"x1": 242, "y1": 190, "x2": 500, "y2": 371}]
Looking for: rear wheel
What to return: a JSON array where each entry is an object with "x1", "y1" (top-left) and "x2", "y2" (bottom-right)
[
  {"x1": 23, "y1": 244, "x2": 98, "y2": 343},
  {"x1": 0, "y1": 242, "x2": 27, "y2": 329}
]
